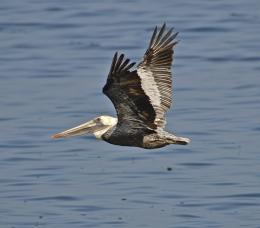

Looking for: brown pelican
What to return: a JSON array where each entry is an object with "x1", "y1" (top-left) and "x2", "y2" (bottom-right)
[{"x1": 52, "y1": 23, "x2": 190, "y2": 149}]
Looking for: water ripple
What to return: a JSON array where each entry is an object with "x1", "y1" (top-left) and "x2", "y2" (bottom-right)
[
  {"x1": 1, "y1": 0, "x2": 260, "y2": 227},
  {"x1": 29, "y1": 195, "x2": 79, "y2": 202}
]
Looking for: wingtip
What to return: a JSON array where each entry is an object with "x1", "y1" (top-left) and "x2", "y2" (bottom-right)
[
  {"x1": 119, "y1": 53, "x2": 124, "y2": 59},
  {"x1": 162, "y1": 22, "x2": 166, "y2": 28}
]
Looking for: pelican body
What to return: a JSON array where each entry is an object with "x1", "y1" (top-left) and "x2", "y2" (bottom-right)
[{"x1": 52, "y1": 24, "x2": 190, "y2": 149}]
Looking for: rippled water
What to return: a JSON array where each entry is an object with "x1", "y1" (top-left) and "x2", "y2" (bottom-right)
[{"x1": 1, "y1": 0, "x2": 260, "y2": 227}]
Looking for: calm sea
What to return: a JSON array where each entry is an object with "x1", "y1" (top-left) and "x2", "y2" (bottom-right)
[{"x1": 0, "y1": 0, "x2": 260, "y2": 227}]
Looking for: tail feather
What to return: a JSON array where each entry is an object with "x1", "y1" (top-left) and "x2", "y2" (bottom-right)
[{"x1": 166, "y1": 135, "x2": 190, "y2": 145}]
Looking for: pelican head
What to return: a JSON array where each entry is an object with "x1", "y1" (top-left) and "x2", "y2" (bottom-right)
[{"x1": 52, "y1": 115, "x2": 117, "y2": 139}]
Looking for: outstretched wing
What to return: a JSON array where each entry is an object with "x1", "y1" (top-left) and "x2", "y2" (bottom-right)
[
  {"x1": 137, "y1": 23, "x2": 178, "y2": 128},
  {"x1": 103, "y1": 52, "x2": 157, "y2": 129},
  {"x1": 103, "y1": 23, "x2": 177, "y2": 130}
]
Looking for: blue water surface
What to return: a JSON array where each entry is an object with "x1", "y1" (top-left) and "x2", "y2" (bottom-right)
[{"x1": 0, "y1": 0, "x2": 260, "y2": 227}]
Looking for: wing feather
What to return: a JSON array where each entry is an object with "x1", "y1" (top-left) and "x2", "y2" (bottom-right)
[
  {"x1": 103, "y1": 23, "x2": 177, "y2": 130},
  {"x1": 103, "y1": 53, "x2": 157, "y2": 129},
  {"x1": 137, "y1": 23, "x2": 178, "y2": 128}
]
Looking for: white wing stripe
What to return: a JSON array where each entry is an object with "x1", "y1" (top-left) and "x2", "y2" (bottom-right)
[{"x1": 137, "y1": 67, "x2": 162, "y2": 110}]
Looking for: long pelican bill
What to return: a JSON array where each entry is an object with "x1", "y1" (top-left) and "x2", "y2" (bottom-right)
[{"x1": 52, "y1": 119, "x2": 103, "y2": 139}]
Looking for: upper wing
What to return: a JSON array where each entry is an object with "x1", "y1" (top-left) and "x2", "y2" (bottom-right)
[
  {"x1": 103, "y1": 52, "x2": 157, "y2": 129},
  {"x1": 137, "y1": 23, "x2": 178, "y2": 128},
  {"x1": 103, "y1": 23, "x2": 177, "y2": 130}
]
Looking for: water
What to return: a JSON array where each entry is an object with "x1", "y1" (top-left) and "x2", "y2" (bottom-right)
[{"x1": 1, "y1": 0, "x2": 260, "y2": 227}]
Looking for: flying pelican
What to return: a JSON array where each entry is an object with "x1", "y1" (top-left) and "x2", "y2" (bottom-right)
[{"x1": 52, "y1": 23, "x2": 190, "y2": 149}]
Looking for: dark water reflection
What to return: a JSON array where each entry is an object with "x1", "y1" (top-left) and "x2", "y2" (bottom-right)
[{"x1": 1, "y1": 0, "x2": 260, "y2": 227}]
